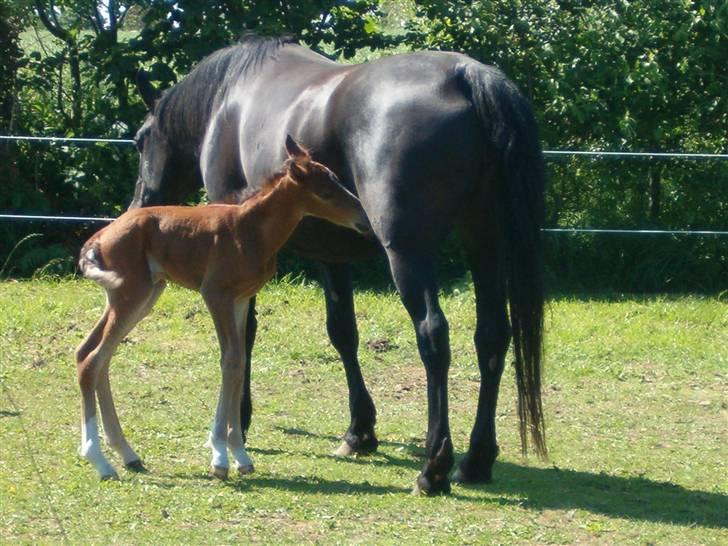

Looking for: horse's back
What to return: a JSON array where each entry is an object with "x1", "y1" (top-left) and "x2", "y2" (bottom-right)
[
  {"x1": 207, "y1": 45, "x2": 500, "y2": 257},
  {"x1": 331, "y1": 51, "x2": 489, "y2": 249}
]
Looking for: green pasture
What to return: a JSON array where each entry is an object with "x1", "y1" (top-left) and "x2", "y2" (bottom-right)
[{"x1": 1, "y1": 279, "x2": 726, "y2": 544}]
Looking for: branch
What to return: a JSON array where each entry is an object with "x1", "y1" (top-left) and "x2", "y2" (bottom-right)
[
  {"x1": 34, "y1": 0, "x2": 70, "y2": 42},
  {"x1": 93, "y1": 4, "x2": 105, "y2": 32},
  {"x1": 108, "y1": 0, "x2": 118, "y2": 31}
]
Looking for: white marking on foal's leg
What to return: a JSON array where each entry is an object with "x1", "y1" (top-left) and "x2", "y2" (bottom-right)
[
  {"x1": 208, "y1": 429, "x2": 229, "y2": 479},
  {"x1": 105, "y1": 434, "x2": 142, "y2": 467},
  {"x1": 228, "y1": 430, "x2": 254, "y2": 474},
  {"x1": 79, "y1": 416, "x2": 117, "y2": 480}
]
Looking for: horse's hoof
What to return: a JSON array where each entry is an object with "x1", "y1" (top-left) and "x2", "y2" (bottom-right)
[
  {"x1": 451, "y1": 465, "x2": 492, "y2": 485},
  {"x1": 333, "y1": 441, "x2": 356, "y2": 457},
  {"x1": 125, "y1": 459, "x2": 147, "y2": 473},
  {"x1": 452, "y1": 448, "x2": 497, "y2": 485},
  {"x1": 335, "y1": 433, "x2": 379, "y2": 457},
  {"x1": 343, "y1": 430, "x2": 379, "y2": 455},
  {"x1": 237, "y1": 464, "x2": 255, "y2": 475},
  {"x1": 412, "y1": 473, "x2": 451, "y2": 496},
  {"x1": 210, "y1": 465, "x2": 229, "y2": 480}
]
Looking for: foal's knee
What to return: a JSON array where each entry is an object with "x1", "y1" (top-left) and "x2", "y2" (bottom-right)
[{"x1": 221, "y1": 348, "x2": 245, "y2": 380}]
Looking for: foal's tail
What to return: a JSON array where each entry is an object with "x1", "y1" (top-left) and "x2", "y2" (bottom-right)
[
  {"x1": 79, "y1": 238, "x2": 123, "y2": 290},
  {"x1": 460, "y1": 62, "x2": 547, "y2": 458}
]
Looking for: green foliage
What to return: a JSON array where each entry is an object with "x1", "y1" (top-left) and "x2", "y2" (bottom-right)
[
  {"x1": 2, "y1": 1, "x2": 393, "y2": 277},
  {"x1": 1, "y1": 1, "x2": 726, "y2": 290},
  {"x1": 408, "y1": 0, "x2": 727, "y2": 291}
]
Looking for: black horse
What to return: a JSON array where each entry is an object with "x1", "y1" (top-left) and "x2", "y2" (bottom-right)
[{"x1": 131, "y1": 35, "x2": 546, "y2": 495}]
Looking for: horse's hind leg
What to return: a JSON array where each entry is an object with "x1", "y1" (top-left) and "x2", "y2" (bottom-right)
[
  {"x1": 385, "y1": 249, "x2": 454, "y2": 495},
  {"x1": 96, "y1": 369, "x2": 143, "y2": 470},
  {"x1": 452, "y1": 222, "x2": 510, "y2": 484},
  {"x1": 320, "y1": 262, "x2": 378, "y2": 456}
]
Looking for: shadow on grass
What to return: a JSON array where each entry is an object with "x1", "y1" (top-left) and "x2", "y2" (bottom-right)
[
  {"x1": 276, "y1": 426, "x2": 727, "y2": 529},
  {"x1": 225, "y1": 474, "x2": 409, "y2": 495},
  {"x1": 464, "y1": 462, "x2": 727, "y2": 529}
]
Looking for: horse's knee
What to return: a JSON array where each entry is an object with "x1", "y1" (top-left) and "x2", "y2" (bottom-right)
[
  {"x1": 326, "y1": 311, "x2": 358, "y2": 355},
  {"x1": 475, "y1": 316, "x2": 510, "y2": 374},
  {"x1": 415, "y1": 311, "x2": 450, "y2": 371}
]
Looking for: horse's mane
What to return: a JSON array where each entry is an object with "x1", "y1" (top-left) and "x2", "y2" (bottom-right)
[{"x1": 154, "y1": 34, "x2": 295, "y2": 153}]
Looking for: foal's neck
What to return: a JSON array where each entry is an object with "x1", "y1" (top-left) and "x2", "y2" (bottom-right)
[{"x1": 238, "y1": 174, "x2": 304, "y2": 258}]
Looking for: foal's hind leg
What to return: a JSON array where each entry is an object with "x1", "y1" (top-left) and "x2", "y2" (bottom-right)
[
  {"x1": 77, "y1": 282, "x2": 156, "y2": 479},
  {"x1": 452, "y1": 224, "x2": 510, "y2": 484},
  {"x1": 319, "y1": 262, "x2": 378, "y2": 456},
  {"x1": 97, "y1": 281, "x2": 167, "y2": 472},
  {"x1": 76, "y1": 307, "x2": 117, "y2": 479}
]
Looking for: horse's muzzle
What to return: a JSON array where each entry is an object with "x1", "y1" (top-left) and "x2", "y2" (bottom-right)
[{"x1": 354, "y1": 215, "x2": 373, "y2": 236}]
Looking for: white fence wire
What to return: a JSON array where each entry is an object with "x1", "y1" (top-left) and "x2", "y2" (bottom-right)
[{"x1": 2, "y1": 134, "x2": 727, "y2": 236}]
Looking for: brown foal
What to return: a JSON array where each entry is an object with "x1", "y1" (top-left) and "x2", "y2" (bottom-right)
[{"x1": 76, "y1": 136, "x2": 369, "y2": 480}]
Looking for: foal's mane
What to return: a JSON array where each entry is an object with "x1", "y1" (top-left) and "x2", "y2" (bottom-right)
[
  {"x1": 154, "y1": 35, "x2": 295, "y2": 151},
  {"x1": 235, "y1": 164, "x2": 292, "y2": 205}
]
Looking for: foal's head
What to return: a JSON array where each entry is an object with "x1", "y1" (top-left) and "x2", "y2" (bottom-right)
[{"x1": 283, "y1": 135, "x2": 370, "y2": 234}]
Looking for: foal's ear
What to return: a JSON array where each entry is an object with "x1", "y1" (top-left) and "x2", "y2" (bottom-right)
[
  {"x1": 285, "y1": 158, "x2": 307, "y2": 182},
  {"x1": 285, "y1": 135, "x2": 307, "y2": 160}
]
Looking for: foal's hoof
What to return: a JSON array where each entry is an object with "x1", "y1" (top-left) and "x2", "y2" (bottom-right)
[
  {"x1": 210, "y1": 466, "x2": 229, "y2": 480},
  {"x1": 125, "y1": 459, "x2": 147, "y2": 473},
  {"x1": 412, "y1": 473, "x2": 451, "y2": 496},
  {"x1": 237, "y1": 464, "x2": 255, "y2": 475},
  {"x1": 100, "y1": 471, "x2": 119, "y2": 482}
]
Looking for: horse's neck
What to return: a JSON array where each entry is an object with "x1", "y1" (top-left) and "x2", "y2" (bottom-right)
[{"x1": 238, "y1": 177, "x2": 303, "y2": 258}]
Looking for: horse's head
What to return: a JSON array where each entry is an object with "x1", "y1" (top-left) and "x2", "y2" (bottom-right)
[
  {"x1": 284, "y1": 135, "x2": 370, "y2": 235},
  {"x1": 129, "y1": 72, "x2": 200, "y2": 209}
]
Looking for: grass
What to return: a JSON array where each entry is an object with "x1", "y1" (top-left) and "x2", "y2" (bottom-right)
[{"x1": 1, "y1": 278, "x2": 726, "y2": 544}]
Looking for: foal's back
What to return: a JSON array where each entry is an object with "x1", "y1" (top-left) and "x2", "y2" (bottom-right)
[{"x1": 93, "y1": 204, "x2": 265, "y2": 292}]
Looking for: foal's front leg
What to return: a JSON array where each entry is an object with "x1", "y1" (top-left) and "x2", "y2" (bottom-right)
[
  {"x1": 203, "y1": 291, "x2": 254, "y2": 479},
  {"x1": 227, "y1": 297, "x2": 254, "y2": 474}
]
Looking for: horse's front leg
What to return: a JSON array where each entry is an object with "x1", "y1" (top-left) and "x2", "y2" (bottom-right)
[
  {"x1": 385, "y1": 250, "x2": 454, "y2": 495},
  {"x1": 240, "y1": 295, "x2": 257, "y2": 443},
  {"x1": 319, "y1": 262, "x2": 378, "y2": 456}
]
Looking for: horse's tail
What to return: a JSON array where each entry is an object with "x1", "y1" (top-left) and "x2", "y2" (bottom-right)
[{"x1": 460, "y1": 62, "x2": 547, "y2": 458}]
